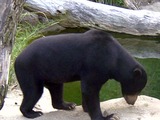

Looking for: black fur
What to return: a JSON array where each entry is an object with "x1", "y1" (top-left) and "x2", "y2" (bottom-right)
[{"x1": 14, "y1": 30, "x2": 147, "y2": 120}]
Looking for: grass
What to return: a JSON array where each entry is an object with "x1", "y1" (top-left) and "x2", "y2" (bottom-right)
[
  {"x1": 137, "y1": 58, "x2": 160, "y2": 98},
  {"x1": 64, "y1": 58, "x2": 160, "y2": 105},
  {"x1": 95, "y1": 0, "x2": 124, "y2": 6},
  {"x1": 10, "y1": 20, "x2": 160, "y2": 105},
  {"x1": 9, "y1": 20, "x2": 60, "y2": 84}
]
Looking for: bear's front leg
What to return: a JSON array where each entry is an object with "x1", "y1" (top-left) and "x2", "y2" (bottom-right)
[
  {"x1": 45, "y1": 83, "x2": 76, "y2": 110},
  {"x1": 81, "y1": 81, "x2": 118, "y2": 120}
]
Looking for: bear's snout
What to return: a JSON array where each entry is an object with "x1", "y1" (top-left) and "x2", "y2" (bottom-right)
[{"x1": 124, "y1": 94, "x2": 138, "y2": 105}]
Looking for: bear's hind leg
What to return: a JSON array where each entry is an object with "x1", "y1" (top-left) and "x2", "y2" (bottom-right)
[
  {"x1": 20, "y1": 80, "x2": 44, "y2": 118},
  {"x1": 15, "y1": 57, "x2": 44, "y2": 118},
  {"x1": 45, "y1": 83, "x2": 76, "y2": 110}
]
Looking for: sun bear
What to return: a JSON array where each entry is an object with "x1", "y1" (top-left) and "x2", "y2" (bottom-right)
[{"x1": 14, "y1": 30, "x2": 147, "y2": 120}]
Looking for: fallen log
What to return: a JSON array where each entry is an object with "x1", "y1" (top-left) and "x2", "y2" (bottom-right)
[{"x1": 24, "y1": 0, "x2": 160, "y2": 36}]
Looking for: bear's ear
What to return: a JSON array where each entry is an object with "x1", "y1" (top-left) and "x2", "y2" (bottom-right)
[{"x1": 133, "y1": 68, "x2": 142, "y2": 78}]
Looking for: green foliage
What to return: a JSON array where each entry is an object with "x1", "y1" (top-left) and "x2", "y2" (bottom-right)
[
  {"x1": 96, "y1": 0, "x2": 124, "y2": 6},
  {"x1": 137, "y1": 58, "x2": 160, "y2": 99},
  {"x1": 9, "y1": 20, "x2": 59, "y2": 84},
  {"x1": 64, "y1": 82, "x2": 82, "y2": 105},
  {"x1": 64, "y1": 58, "x2": 160, "y2": 105},
  {"x1": 64, "y1": 80, "x2": 121, "y2": 105}
]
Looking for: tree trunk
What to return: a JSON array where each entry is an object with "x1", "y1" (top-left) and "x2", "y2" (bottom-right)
[
  {"x1": 0, "y1": 0, "x2": 24, "y2": 110},
  {"x1": 24, "y1": 0, "x2": 160, "y2": 36}
]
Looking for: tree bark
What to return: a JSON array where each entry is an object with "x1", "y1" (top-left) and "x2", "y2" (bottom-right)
[
  {"x1": 24, "y1": 0, "x2": 160, "y2": 36},
  {"x1": 0, "y1": 0, "x2": 24, "y2": 110}
]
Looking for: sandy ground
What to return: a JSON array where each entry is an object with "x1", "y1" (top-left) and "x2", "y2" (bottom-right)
[
  {"x1": 0, "y1": 88, "x2": 90, "y2": 120},
  {"x1": 0, "y1": 88, "x2": 160, "y2": 120}
]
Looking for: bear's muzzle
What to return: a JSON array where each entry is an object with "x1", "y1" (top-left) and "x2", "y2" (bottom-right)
[{"x1": 124, "y1": 94, "x2": 138, "y2": 105}]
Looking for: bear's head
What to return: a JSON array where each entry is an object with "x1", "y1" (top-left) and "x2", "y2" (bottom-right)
[{"x1": 120, "y1": 67, "x2": 147, "y2": 105}]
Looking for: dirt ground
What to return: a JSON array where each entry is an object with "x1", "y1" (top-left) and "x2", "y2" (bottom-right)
[
  {"x1": 0, "y1": 88, "x2": 89, "y2": 120},
  {"x1": 0, "y1": 87, "x2": 160, "y2": 120}
]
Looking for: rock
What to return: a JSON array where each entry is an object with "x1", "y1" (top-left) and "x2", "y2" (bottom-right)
[
  {"x1": 124, "y1": 0, "x2": 160, "y2": 11},
  {"x1": 19, "y1": 10, "x2": 39, "y2": 25},
  {"x1": 20, "y1": 10, "x2": 48, "y2": 25},
  {"x1": 140, "y1": 2, "x2": 160, "y2": 12},
  {"x1": 100, "y1": 95, "x2": 160, "y2": 120},
  {"x1": 0, "y1": 88, "x2": 160, "y2": 120}
]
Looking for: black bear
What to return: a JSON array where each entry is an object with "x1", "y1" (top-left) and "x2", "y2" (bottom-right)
[{"x1": 14, "y1": 30, "x2": 147, "y2": 120}]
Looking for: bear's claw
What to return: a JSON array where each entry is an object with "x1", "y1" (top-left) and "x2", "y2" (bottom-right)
[
  {"x1": 21, "y1": 110, "x2": 43, "y2": 118},
  {"x1": 103, "y1": 110, "x2": 120, "y2": 120},
  {"x1": 54, "y1": 102, "x2": 76, "y2": 110}
]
